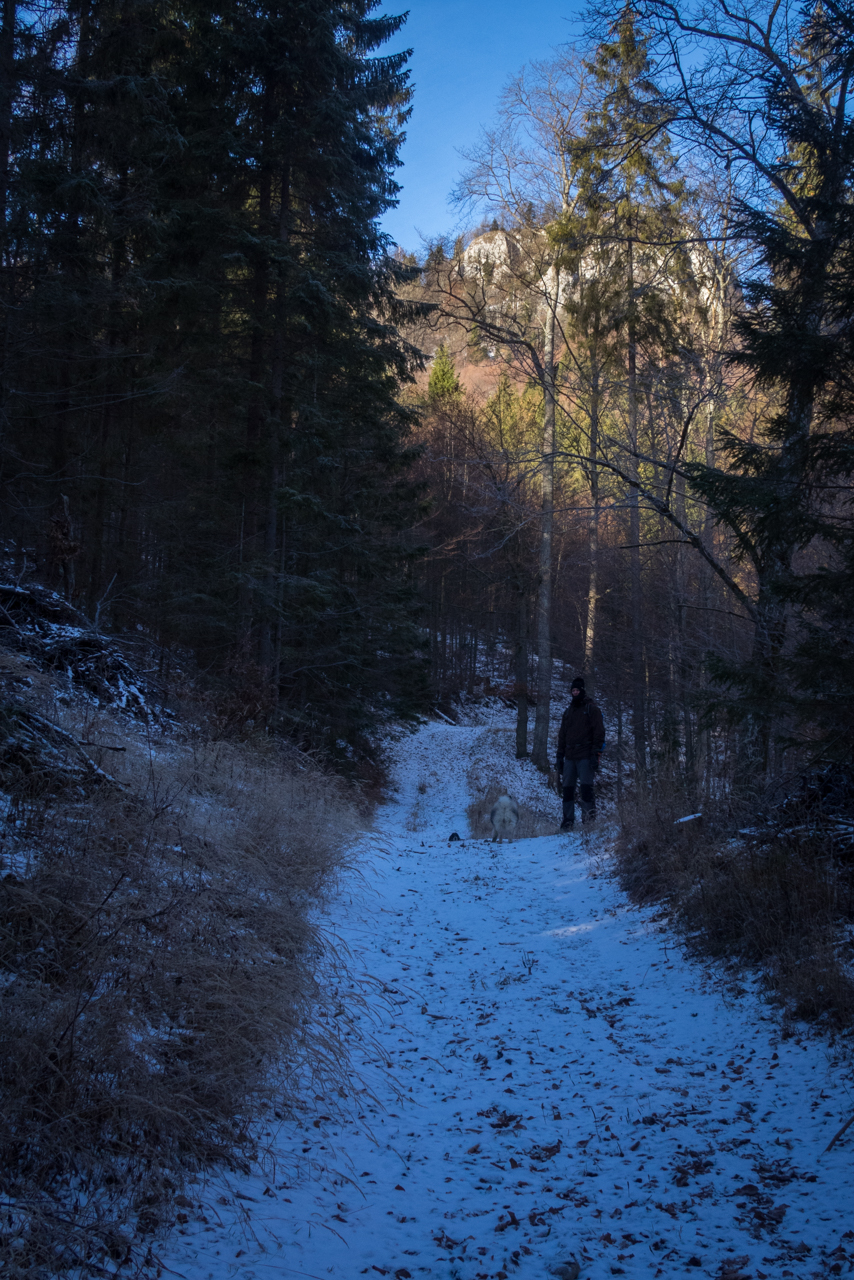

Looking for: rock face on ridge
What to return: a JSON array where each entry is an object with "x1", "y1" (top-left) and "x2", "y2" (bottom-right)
[
  {"x1": 461, "y1": 228, "x2": 526, "y2": 278},
  {"x1": 404, "y1": 222, "x2": 739, "y2": 385},
  {"x1": 457, "y1": 225, "x2": 736, "y2": 329}
]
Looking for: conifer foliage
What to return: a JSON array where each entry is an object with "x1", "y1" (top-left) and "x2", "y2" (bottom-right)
[
  {"x1": 0, "y1": 0, "x2": 427, "y2": 752},
  {"x1": 427, "y1": 343, "x2": 462, "y2": 400},
  {"x1": 650, "y1": 0, "x2": 854, "y2": 764}
]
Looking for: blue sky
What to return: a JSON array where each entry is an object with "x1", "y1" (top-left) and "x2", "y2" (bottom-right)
[{"x1": 380, "y1": 0, "x2": 584, "y2": 253}]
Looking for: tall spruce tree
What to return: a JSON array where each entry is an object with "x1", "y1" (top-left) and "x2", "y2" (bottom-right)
[
  {"x1": 197, "y1": 0, "x2": 428, "y2": 748},
  {"x1": 679, "y1": 2, "x2": 854, "y2": 769},
  {"x1": 428, "y1": 343, "x2": 462, "y2": 400},
  {"x1": 0, "y1": 0, "x2": 429, "y2": 754}
]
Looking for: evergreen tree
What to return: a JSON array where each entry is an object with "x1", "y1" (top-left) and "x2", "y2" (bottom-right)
[
  {"x1": 682, "y1": 2, "x2": 854, "y2": 767},
  {"x1": 0, "y1": 0, "x2": 429, "y2": 754},
  {"x1": 428, "y1": 343, "x2": 462, "y2": 400}
]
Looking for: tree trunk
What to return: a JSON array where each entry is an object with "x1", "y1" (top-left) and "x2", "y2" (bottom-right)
[
  {"x1": 261, "y1": 159, "x2": 292, "y2": 693},
  {"x1": 703, "y1": 384, "x2": 715, "y2": 549},
  {"x1": 531, "y1": 276, "x2": 557, "y2": 770},
  {"x1": 627, "y1": 239, "x2": 646, "y2": 781},
  {"x1": 583, "y1": 338, "x2": 600, "y2": 682},
  {"x1": 673, "y1": 469, "x2": 694, "y2": 785},
  {"x1": 514, "y1": 588, "x2": 528, "y2": 758},
  {"x1": 740, "y1": 386, "x2": 814, "y2": 773},
  {"x1": 0, "y1": 0, "x2": 13, "y2": 249},
  {"x1": 240, "y1": 85, "x2": 274, "y2": 657},
  {"x1": 616, "y1": 682, "x2": 623, "y2": 804},
  {"x1": 87, "y1": 202, "x2": 127, "y2": 618}
]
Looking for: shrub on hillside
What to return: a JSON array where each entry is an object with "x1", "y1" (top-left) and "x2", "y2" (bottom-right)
[
  {"x1": 614, "y1": 783, "x2": 854, "y2": 1030},
  {"x1": 0, "y1": 690, "x2": 359, "y2": 1278}
]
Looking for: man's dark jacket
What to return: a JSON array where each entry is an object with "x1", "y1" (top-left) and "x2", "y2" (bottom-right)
[{"x1": 556, "y1": 696, "x2": 605, "y2": 767}]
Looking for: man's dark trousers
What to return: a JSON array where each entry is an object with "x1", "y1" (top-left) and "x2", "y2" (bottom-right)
[{"x1": 562, "y1": 757, "x2": 596, "y2": 826}]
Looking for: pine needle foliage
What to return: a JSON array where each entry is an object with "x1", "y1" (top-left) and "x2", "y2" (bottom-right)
[
  {"x1": 682, "y1": 1, "x2": 854, "y2": 765},
  {"x1": 0, "y1": 0, "x2": 429, "y2": 755},
  {"x1": 427, "y1": 342, "x2": 462, "y2": 401}
]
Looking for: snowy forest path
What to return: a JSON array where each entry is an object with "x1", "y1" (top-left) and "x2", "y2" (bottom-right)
[{"x1": 158, "y1": 715, "x2": 853, "y2": 1280}]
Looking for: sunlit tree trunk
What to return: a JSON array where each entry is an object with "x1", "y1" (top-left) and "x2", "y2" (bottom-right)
[
  {"x1": 531, "y1": 279, "x2": 557, "y2": 770},
  {"x1": 626, "y1": 238, "x2": 646, "y2": 780},
  {"x1": 583, "y1": 340, "x2": 601, "y2": 681}
]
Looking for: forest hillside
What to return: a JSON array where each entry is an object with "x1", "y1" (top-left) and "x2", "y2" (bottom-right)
[
  {"x1": 2, "y1": 0, "x2": 854, "y2": 1274},
  {"x1": 0, "y1": 579, "x2": 362, "y2": 1275}
]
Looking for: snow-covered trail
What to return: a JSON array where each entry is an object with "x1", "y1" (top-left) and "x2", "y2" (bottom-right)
[{"x1": 159, "y1": 716, "x2": 853, "y2": 1280}]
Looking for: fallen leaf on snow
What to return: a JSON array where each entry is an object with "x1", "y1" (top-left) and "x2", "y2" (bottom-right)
[{"x1": 495, "y1": 1210, "x2": 521, "y2": 1232}]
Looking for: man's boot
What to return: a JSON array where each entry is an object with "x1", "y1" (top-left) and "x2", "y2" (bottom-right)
[{"x1": 560, "y1": 791, "x2": 575, "y2": 832}]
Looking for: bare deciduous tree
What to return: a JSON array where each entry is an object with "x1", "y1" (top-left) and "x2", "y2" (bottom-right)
[{"x1": 428, "y1": 50, "x2": 591, "y2": 768}]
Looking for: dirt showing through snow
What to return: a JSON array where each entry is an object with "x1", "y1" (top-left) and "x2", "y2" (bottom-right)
[{"x1": 158, "y1": 711, "x2": 853, "y2": 1280}]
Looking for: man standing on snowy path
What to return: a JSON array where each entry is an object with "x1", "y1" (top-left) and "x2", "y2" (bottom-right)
[{"x1": 555, "y1": 676, "x2": 605, "y2": 831}]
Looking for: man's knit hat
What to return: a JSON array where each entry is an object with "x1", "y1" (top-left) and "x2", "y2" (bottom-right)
[{"x1": 571, "y1": 676, "x2": 585, "y2": 692}]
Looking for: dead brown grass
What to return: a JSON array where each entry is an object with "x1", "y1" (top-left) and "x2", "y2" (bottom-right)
[
  {"x1": 614, "y1": 786, "x2": 854, "y2": 1030},
  {"x1": 0, "y1": 688, "x2": 360, "y2": 1278}
]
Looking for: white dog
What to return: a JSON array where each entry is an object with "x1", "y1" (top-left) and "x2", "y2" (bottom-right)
[{"x1": 489, "y1": 794, "x2": 519, "y2": 843}]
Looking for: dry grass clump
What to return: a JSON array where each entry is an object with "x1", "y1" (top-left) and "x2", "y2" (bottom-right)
[
  {"x1": 0, "y1": 689, "x2": 360, "y2": 1278},
  {"x1": 466, "y1": 783, "x2": 556, "y2": 841},
  {"x1": 614, "y1": 786, "x2": 854, "y2": 1029},
  {"x1": 612, "y1": 792, "x2": 708, "y2": 904}
]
